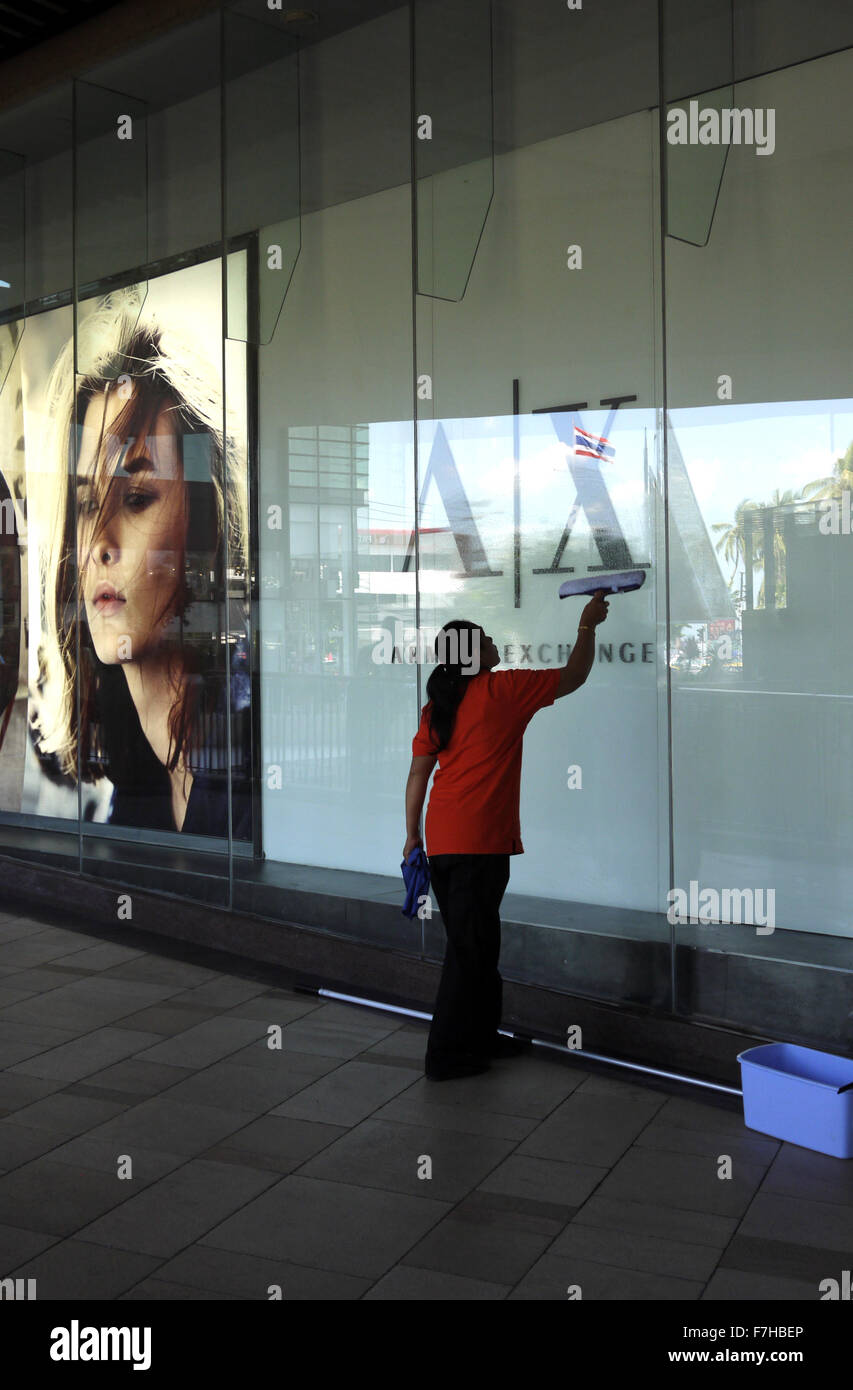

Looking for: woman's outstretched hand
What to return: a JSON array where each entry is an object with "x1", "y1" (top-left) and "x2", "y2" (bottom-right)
[
  {"x1": 403, "y1": 834, "x2": 423, "y2": 861},
  {"x1": 580, "y1": 590, "x2": 610, "y2": 627}
]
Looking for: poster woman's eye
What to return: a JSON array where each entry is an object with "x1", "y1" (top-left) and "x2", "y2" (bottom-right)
[{"x1": 124, "y1": 489, "x2": 156, "y2": 513}]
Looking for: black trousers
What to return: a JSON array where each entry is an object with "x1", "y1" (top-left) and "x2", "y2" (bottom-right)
[{"x1": 426, "y1": 853, "x2": 511, "y2": 1065}]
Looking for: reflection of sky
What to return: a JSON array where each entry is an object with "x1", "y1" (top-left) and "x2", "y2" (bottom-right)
[
  {"x1": 365, "y1": 401, "x2": 853, "y2": 582},
  {"x1": 366, "y1": 409, "x2": 655, "y2": 552},
  {"x1": 670, "y1": 400, "x2": 853, "y2": 520}
]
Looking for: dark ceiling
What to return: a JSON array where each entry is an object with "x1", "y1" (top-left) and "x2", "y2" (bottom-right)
[
  {"x1": 0, "y1": 0, "x2": 126, "y2": 64},
  {"x1": 0, "y1": 1, "x2": 407, "y2": 71}
]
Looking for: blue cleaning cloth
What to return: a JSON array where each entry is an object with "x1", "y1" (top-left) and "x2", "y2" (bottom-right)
[{"x1": 401, "y1": 846, "x2": 431, "y2": 918}]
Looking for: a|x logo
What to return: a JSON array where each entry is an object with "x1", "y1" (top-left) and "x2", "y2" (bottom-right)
[{"x1": 402, "y1": 391, "x2": 650, "y2": 579}]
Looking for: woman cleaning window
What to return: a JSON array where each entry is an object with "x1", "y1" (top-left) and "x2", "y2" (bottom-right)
[{"x1": 404, "y1": 594, "x2": 610, "y2": 1081}]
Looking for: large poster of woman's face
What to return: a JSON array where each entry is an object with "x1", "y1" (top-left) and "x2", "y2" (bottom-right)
[{"x1": 0, "y1": 257, "x2": 253, "y2": 840}]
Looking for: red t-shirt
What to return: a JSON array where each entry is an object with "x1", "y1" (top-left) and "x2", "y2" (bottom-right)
[{"x1": 411, "y1": 667, "x2": 562, "y2": 856}]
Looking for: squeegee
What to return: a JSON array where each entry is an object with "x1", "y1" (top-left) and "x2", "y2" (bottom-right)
[{"x1": 558, "y1": 569, "x2": 647, "y2": 598}]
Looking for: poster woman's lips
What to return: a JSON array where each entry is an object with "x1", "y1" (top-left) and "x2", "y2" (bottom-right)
[{"x1": 92, "y1": 582, "x2": 126, "y2": 617}]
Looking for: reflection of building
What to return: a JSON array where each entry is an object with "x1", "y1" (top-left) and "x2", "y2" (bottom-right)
[
  {"x1": 357, "y1": 525, "x2": 453, "y2": 577},
  {"x1": 741, "y1": 502, "x2": 853, "y2": 693},
  {"x1": 356, "y1": 525, "x2": 452, "y2": 668},
  {"x1": 263, "y1": 423, "x2": 369, "y2": 675}
]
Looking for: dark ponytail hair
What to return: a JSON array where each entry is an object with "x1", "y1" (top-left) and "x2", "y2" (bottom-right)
[{"x1": 425, "y1": 620, "x2": 483, "y2": 752}]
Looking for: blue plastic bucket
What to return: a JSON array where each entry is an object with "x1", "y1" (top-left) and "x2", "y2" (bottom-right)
[{"x1": 737, "y1": 1042, "x2": 853, "y2": 1158}]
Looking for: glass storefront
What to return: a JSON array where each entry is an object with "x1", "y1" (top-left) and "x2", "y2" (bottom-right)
[{"x1": 1, "y1": 0, "x2": 852, "y2": 1050}]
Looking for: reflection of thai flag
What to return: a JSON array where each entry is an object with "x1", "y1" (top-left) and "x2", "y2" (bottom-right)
[{"x1": 573, "y1": 425, "x2": 615, "y2": 462}]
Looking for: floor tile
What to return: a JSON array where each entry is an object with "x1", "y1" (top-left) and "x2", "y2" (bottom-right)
[
  {"x1": 145, "y1": 1243, "x2": 369, "y2": 1300},
  {"x1": 252, "y1": 1009, "x2": 402, "y2": 1061},
  {"x1": 372, "y1": 1091, "x2": 537, "y2": 1141},
  {"x1": 0, "y1": 1073, "x2": 65, "y2": 1114},
  {"x1": 363, "y1": 1265, "x2": 509, "y2": 1300},
  {"x1": 738, "y1": 1191, "x2": 853, "y2": 1252},
  {"x1": 101, "y1": 958, "x2": 220, "y2": 989},
  {"x1": 549, "y1": 1219, "x2": 721, "y2": 1281},
  {"x1": 200, "y1": 1114, "x2": 346, "y2": 1173},
  {"x1": 166, "y1": 978, "x2": 271, "y2": 1009},
  {"x1": 297, "y1": 1117, "x2": 517, "y2": 1201},
  {"x1": 78, "y1": 1159, "x2": 280, "y2": 1258},
  {"x1": 55, "y1": 944, "x2": 145, "y2": 972},
  {"x1": 0, "y1": 982, "x2": 56, "y2": 1008},
  {"x1": 119, "y1": 1278, "x2": 229, "y2": 1299},
  {"x1": 45, "y1": 1135, "x2": 188, "y2": 1184},
  {"x1": 655, "y1": 1094, "x2": 749, "y2": 1135},
  {"x1": 634, "y1": 1118, "x2": 778, "y2": 1164},
  {"x1": 702, "y1": 1267, "x2": 821, "y2": 1300},
  {"x1": 509, "y1": 1252, "x2": 703, "y2": 1300},
  {"x1": 401, "y1": 1204, "x2": 554, "y2": 1286},
  {"x1": 0, "y1": 967, "x2": 91, "y2": 999},
  {"x1": 6, "y1": 1092, "x2": 128, "y2": 1140},
  {"x1": 0, "y1": 1120, "x2": 68, "y2": 1168},
  {"x1": 0, "y1": 1159, "x2": 136, "y2": 1236},
  {"x1": 356, "y1": 1029, "x2": 427, "y2": 1063},
  {"x1": 79, "y1": 1096, "x2": 251, "y2": 1157},
  {"x1": 9, "y1": 1237, "x2": 161, "y2": 1299},
  {"x1": 73, "y1": 1058, "x2": 192, "y2": 1100},
  {"x1": 0, "y1": 1223, "x2": 59, "y2": 1269},
  {"x1": 759, "y1": 1143, "x2": 853, "y2": 1206},
  {"x1": 405, "y1": 1059, "x2": 588, "y2": 1122},
  {"x1": 7, "y1": 1028, "x2": 163, "y2": 1083},
  {"x1": 719, "y1": 1232, "x2": 848, "y2": 1288},
  {"x1": 478, "y1": 1153, "x2": 608, "y2": 1209},
  {"x1": 222, "y1": 997, "x2": 324, "y2": 1027},
  {"x1": 0, "y1": 921, "x2": 46, "y2": 944},
  {"x1": 516, "y1": 1091, "x2": 667, "y2": 1166},
  {"x1": 200, "y1": 1174, "x2": 450, "y2": 1279},
  {"x1": 594, "y1": 1147, "x2": 767, "y2": 1218},
  {"x1": 111, "y1": 1004, "x2": 220, "y2": 1036},
  {"x1": 0, "y1": 979, "x2": 181, "y2": 1032},
  {"x1": 159, "y1": 1057, "x2": 329, "y2": 1115},
  {"x1": 572, "y1": 1194, "x2": 737, "y2": 1248},
  {"x1": 0, "y1": 1021, "x2": 82, "y2": 1068},
  {"x1": 270, "y1": 1060, "x2": 421, "y2": 1127},
  {"x1": 134, "y1": 1017, "x2": 272, "y2": 1069},
  {"x1": 0, "y1": 939, "x2": 94, "y2": 968}
]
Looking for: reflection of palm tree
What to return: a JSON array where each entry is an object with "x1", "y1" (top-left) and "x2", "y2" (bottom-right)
[
  {"x1": 758, "y1": 488, "x2": 811, "y2": 607},
  {"x1": 712, "y1": 488, "x2": 809, "y2": 608},
  {"x1": 681, "y1": 635, "x2": 700, "y2": 671},
  {"x1": 708, "y1": 437, "x2": 853, "y2": 611},
  {"x1": 711, "y1": 497, "x2": 757, "y2": 582},
  {"x1": 801, "y1": 439, "x2": 853, "y2": 504}
]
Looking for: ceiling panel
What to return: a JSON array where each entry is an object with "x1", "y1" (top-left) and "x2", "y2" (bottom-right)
[{"x1": 0, "y1": 0, "x2": 125, "y2": 65}]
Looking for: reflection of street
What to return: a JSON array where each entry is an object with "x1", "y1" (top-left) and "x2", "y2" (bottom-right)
[
  {"x1": 263, "y1": 674, "x2": 414, "y2": 792},
  {"x1": 670, "y1": 618, "x2": 742, "y2": 677}
]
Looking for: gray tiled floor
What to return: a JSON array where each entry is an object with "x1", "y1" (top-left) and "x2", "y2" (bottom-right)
[{"x1": 0, "y1": 902, "x2": 847, "y2": 1300}]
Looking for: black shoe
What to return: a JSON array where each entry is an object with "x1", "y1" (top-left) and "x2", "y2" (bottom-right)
[
  {"x1": 489, "y1": 1035, "x2": 531, "y2": 1058},
  {"x1": 425, "y1": 1053, "x2": 491, "y2": 1081}
]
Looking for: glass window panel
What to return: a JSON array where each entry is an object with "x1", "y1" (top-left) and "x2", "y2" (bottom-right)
[
  {"x1": 224, "y1": 10, "x2": 300, "y2": 346},
  {"x1": 667, "y1": 48, "x2": 853, "y2": 1041},
  {"x1": 414, "y1": 0, "x2": 493, "y2": 300}
]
